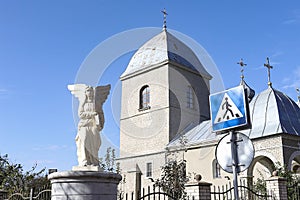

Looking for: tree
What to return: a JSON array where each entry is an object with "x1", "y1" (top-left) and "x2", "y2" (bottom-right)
[
  {"x1": 154, "y1": 160, "x2": 188, "y2": 200},
  {"x1": 273, "y1": 162, "x2": 300, "y2": 199},
  {"x1": 0, "y1": 154, "x2": 49, "y2": 196},
  {"x1": 99, "y1": 147, "x2": 125, "y2": 199},
  {"x1": 253, "y1": 162, "x2": 300, "y2": 199},
  {"x1": 99, "y1": 147, "x2": 120, "y2": 173},
  {"x1": 253, "y1": 170, "x2": 267, "y2": 195}
]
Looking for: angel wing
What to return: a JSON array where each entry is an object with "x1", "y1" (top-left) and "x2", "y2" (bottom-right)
[
  {"x1": 94, "y1": 84, "x2": 111, "y2": 110},
  {"x1": 94, "y1": 84, "x2": 111, "y2": 129},
  {"x1": 67, "y1": 84, "x2": 88, "y2": 103}
]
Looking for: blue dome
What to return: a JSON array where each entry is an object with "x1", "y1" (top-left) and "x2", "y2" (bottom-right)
[{"x1": 242, "y1": 87, "x2": 300, "y2": 138}]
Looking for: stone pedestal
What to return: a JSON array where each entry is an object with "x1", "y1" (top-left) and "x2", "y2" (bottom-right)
[{"x1": 48, "y1": 171, "x2": 122, "y2": 200}]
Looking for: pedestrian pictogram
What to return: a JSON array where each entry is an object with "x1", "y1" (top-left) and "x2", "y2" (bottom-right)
[
  {"x1": 214, "y1": 93, "x2": 243, "y2": 124},
  {"x1": 210, "y1": 85, "x2": 250, "y2": 132}
]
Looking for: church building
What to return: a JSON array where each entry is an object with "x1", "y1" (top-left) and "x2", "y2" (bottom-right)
[{"x1": 117, "y1": 23, "x2": 300, "y2": 196}]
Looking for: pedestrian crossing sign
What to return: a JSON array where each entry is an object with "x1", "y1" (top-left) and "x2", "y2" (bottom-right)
[{"x1": 210, "y1": 85, "x2": 250, "y2": 132}]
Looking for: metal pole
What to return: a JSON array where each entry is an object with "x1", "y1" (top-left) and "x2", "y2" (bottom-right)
[
  {"x1": 230, "y1": 131, "x2": 240, "y2": 200},
  {"x1": 198, "y1": 183, "x2": 200, "y2": 200}
]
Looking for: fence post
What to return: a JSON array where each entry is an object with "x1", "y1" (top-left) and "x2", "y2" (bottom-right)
[
  {"x1": 186, "y1": 181, "x2": 212, "y2": 200},
  {"x1": 198, "y1": 182, "x2": 212, "y2": 200},
  {"x1": 266, "y1": 176, "x2": 287, "y2": 200}
]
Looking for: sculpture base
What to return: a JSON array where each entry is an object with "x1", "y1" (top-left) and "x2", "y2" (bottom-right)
[
  {"x1": 48, "y1": 171, "x2": 122, "y2": 200},
  {"x1": 72, "y1": 165, "x2": 103, "y2": 172}
]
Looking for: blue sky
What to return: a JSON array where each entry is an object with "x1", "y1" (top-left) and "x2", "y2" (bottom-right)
[{"x1": 1, "y1": 1, "x2": 300, "y2": 172}]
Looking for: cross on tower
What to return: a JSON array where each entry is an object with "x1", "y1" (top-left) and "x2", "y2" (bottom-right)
[
  {"x1": 237, "y1": 58, "x2": 247, "y2": 81},
  {"x1": 161, "y1": 8, "x2": 168, "y2": 30},
  {"x1": 264, "y1": 57, "x2": 273, "y2": 87}
]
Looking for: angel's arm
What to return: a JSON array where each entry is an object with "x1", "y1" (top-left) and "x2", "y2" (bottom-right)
[{"x1": 79, "y1": 108, "x2": 97, "y2": 119}]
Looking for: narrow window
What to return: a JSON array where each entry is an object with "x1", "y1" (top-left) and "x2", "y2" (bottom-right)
[
  {"x1": 187, "y1": 86, "x2": 194, "y2": 109},
  {"x1": 146, "y1": 162, "x2": 153, "y2": 178},
  {"x1": 140, "y1": 85, "x2": 150, "y2": 110},
  {"x1": 212, "y1": 159, "x2": 221, "y2": 178},
  {"x1": 216, "y1": 162, "x2": 221, "y2": 178}
]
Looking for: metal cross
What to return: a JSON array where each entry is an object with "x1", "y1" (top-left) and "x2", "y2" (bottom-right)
[
  {"x1": 237, "y1": 58, "x2": 247, "y2": 81},
  {"x1": 161, "y1": 8, "x2": 168, "y2": 30},
  {"x1": 264, "y1": 57, "x2": 273, "y2": 87},
  {"x1": 296, "y1": 88, "x2": 300, "y2": 102}
]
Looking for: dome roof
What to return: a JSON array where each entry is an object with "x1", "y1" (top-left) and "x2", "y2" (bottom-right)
[
  {"x1": 241, "y1": 87, "x2": 300, "y2": 138},
  {"x1": 121, "y1": 30, "x2": 212, "y2": 79},
  {"x1": 167, "y1": 87, "x2": 300, "y2": 149}
]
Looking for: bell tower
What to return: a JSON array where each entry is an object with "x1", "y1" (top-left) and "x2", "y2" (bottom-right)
[{"x1": 119, "y1": 29, "x2": 212, "y2": 158}]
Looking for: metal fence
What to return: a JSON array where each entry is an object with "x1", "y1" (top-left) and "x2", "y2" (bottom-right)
[
  {"x1": 211, "y1": 184, "x2": 272, "y2": 200},
  {"x1": 2, "y1": 186, "x2": 51, "y2": 200},
  {"x1": 6, "y1": 180, "x2": 300, "y2": 200},
  {"x1": 120, "y1": 185, "x2": 176, "y2": 200},
  {"x1": 120, "y1": 181, "x2": 275, "y2": 200}
]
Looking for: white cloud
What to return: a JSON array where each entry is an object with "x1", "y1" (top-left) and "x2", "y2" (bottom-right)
[
  {"x1": 267, "y1": 52, "x2": 283, "y2": 66},
  {"x1": 35, "y1": 159, "x2": 55, "y2": 165},
  {"x1": 282, "y1": 82, "x2": 299, "y2": 90},
  {"x1": 294, "y1": 66, "x2": 300, "y2": 77},
  {"x1": 252, "y1": 53, "x2": 282, "y2": 71},
  {"x1": 281, "y1": 66, "x2": 300, "y2": 90},
  {"x1": 0, "y1": 88, "x2": 8, "y2": 95},
  {"x1": 282, "y1": 77, "x2": 291, "y2": 84},
  {"x1": 283, "y1": 9, "x2": 300, "y2": 25},
  {"x1": 252, "y1": 65, "x2": 264, "y2": 71},
  {"x1": 270, "y1": 51, "x2": 284, "y2": 58},
  {"x1": 283, "y1": 19, "x2": 297, "y2": 25}
]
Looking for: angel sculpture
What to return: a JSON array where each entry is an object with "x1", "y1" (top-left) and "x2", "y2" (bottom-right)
[{"x1": 68, "y1": 84, "x2": 111, "y2": 167}]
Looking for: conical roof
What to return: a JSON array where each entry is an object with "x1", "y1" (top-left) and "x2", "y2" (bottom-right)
[{"x1": 121, "y1": 30, "x2": 212, "y2": 79}]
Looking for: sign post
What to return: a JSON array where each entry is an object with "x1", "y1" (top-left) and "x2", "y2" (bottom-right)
[
  {"x1": 230, "y1": 131, "x2": 240, "y2": 200},
  {"x1": 210, "y1": 85, "x2": 252, "y2": 200}
]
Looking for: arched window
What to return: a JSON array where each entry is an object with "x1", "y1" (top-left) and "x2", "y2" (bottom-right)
[
  {"x1": 139, "y1": 85, "x2": 150, "y2": 110},
  {"x1": 212, "y1": 159, "x2": 221, "y2": 178}
]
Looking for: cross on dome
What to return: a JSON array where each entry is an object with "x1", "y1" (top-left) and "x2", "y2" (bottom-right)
[
  {"x1": 264, "y1": 57, "x2": 273, "y2": 87},
  {"x1": 237, "y1": 58, "x2": 247, "y2": 81},
  {"x1": 161, "y1": 8, "x2": 168, "y2": 30}
]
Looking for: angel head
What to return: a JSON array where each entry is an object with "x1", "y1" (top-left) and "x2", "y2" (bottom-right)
[
  {"x1": 68, "y1": 83, "x2": 111, "y2": 108},
  {"x1": 85, "y1": 86, "x2": 94, "y2": 101}
]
